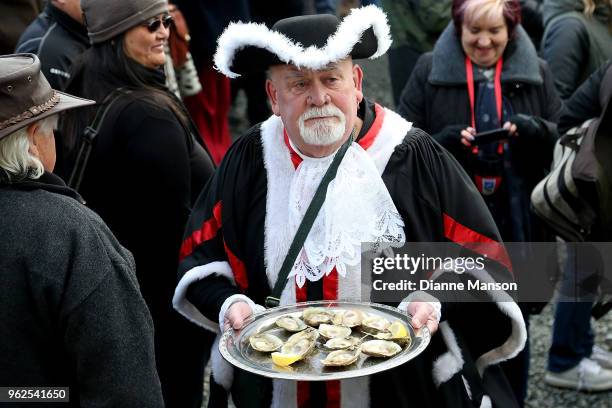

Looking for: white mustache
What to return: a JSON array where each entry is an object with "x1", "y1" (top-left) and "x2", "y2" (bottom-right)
[
  {"x1": 300, "y1": 104, "x2": 344, "y2": 122},
  {"x1": 297, "y1": 103, "x2": 346, "y2": 146}
]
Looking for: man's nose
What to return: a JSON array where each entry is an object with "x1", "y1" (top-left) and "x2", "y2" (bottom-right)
[{"x1": 307, "y1": 82, "x2": 330, "y2": 106}]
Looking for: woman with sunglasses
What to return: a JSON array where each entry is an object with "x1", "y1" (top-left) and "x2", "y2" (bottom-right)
[{"x1": 62, "y1": 0, "x2": 215, "y2": 407}]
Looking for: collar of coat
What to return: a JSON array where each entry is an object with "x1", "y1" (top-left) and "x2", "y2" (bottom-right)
[
  {"x1": 428, "y1": 23, "x2": 542, "y2": 86},
  {"x1": 0, "y1": 171, "x2": 85, "y2": 204}
]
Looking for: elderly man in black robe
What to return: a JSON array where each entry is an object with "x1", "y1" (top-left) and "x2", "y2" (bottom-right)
[{"x1": 173, "y1": 6, "x2": 526, "y2": 408}]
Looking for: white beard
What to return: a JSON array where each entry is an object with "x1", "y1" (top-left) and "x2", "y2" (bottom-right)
[{"x1": 298, "y1": 104, "x2": 347, "y2": 146}]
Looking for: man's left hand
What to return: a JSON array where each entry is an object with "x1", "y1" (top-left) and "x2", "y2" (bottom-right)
[{"x1": 406, "y1": 301, "x2": 439, "y2": 334}]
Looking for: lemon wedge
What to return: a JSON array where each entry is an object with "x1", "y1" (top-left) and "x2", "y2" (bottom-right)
[
  {"x1": 271, "y1": 352, "x2": 302, "y2": 367},
  {"x1": 389, "y1": 321, "x2": 408, "y2": 339}
]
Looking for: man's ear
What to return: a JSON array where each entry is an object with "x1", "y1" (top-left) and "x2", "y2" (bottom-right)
[
  {"x1": 265, "y1": 78, "x2": 281, "y2": 116},
  {"x1": 26, "y1": 123, "x2": 41, "y2": 158},
  {"x1": 352, "y1": 64, "x2": 364, "y2": 104}
]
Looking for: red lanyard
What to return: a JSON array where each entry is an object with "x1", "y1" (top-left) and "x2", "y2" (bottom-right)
[
  {"x1": 466, "y1": 56, "x2": 503, "y2": 153},
  {"x1": 465, "y1": 56, "x2": 503, "y2": 129}
]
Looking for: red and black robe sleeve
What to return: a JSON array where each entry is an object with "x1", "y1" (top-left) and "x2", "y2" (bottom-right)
[
  {"x1": 379, "y1": 127, "x2": 524, "y2": 408},
  {"x1": 173, "y1": 125, "x2": 268, "y2": 331}
]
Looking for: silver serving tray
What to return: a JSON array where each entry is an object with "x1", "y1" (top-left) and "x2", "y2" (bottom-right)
[{"x1": 219, "y1": 300, "x2": 431, "y2": 381}]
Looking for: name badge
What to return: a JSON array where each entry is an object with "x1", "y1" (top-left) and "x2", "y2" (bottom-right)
[{"x1": 475, "y1": 175, "x2": 502, "y2": 196}]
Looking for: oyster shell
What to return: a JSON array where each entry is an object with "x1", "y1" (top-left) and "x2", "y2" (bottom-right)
[
  {"x1": 323, "y1": 337, "x2": 361, "y2": 350},
  {"x1": 372, "y1": 331, "x2": 392, "y2": 340},
  {"x1": 318, "y1": 324, "x2": 352, "y2": 339},
  {"x1": 361, "y1": 340, "x2": 402, "y2": 358},
  {"x1": 320, "y1": 347, "x2": 361, "y2": 367},
  {"x1": 360, "y1": 314, "x2": 392, "y2": 335},
  {"x1": 331, "y1": 309, "x2": 364, "y2": 327},
  {"x1": 275, "y1": 315, "x2": 307, "y2": 332},
  {"x1": 280, "y1": 327, "x2": 319, "y2": 357},
  {"x1": 373, "y1": 321, "x2": 411, "y2": 345},
  {"x1": 249, "y1": 333, "x2": 283, "y2": 352},
  {"x1": 302, "y1": 307, "x2": 333, "y2": 327}
]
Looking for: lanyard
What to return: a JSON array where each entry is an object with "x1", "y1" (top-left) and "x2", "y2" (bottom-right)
[{"x1": 465, "y1": 56, "x2": 503, "y2": 153}]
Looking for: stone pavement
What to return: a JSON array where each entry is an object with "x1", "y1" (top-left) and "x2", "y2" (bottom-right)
[{"x1": 526, "y1": 303, "x2": 612, "y2": 408}]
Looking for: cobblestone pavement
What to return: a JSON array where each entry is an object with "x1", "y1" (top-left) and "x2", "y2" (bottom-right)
[
  {"x1": 526, "y1": 303, "x2": 612, "y2": 408},
  {"x1": 212, "y1": 56, "x2": 612, "y2": 408}
]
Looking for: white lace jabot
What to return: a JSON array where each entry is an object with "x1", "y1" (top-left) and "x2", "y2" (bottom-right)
[{"x1": 287, "y1": 140, "x2": 405, "y2": 288}]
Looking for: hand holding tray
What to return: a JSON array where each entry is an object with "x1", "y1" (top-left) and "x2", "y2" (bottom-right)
[{"x1": 219, "y1": 300, "x2": 431, "y2": 381}]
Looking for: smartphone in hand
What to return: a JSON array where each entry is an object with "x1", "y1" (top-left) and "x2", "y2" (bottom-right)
[{"x1": 471, "y1": 128, "x2": 510, "y2": 146}]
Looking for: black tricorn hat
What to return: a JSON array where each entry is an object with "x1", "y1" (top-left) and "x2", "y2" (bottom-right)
[{"x1": 214, "y1": 5, "x2": 392, "y2": 78}]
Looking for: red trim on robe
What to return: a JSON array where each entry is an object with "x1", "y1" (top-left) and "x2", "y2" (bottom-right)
[
  {"x1": 297, "y1": 382, "x2": 310, "y2": 408},
  {"x1": 284, "y1": 129, "x2": 303, "y2": 168},
  {"x1": 323, "y1": 268, "x2": 339, "y2": 302},
  {"x1": 326, "y1": 380, "x2": 341, "y2": 408},
  {"x1": 356, "y1": 104, "x2": 385, "y2": 151},
  {"x1": 296, "y1": 277, "x2": 308, "y2": 302},
  {"x1": 224, "y1": 240, "x2": 248, "y2": 291},
  {"x1": 178, "y1": 200, "x2": 249, "y2": 291},
  {"x1": 179, "y1": 201, "x2": 223, "y2": 261},
  {"x1": 443, "y1": 213, "x2": 513, "y2": 274}
]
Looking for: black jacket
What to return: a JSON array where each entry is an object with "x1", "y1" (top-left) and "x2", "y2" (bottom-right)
[
  {"x1": 559, "y1": 59, "x2": 612, "y2": 134},
  {"x1": 0, "y1": 172, "x2": 163, "y2": 407},
  {"x1": 519, "y1": 0, "x2": 544, "y2": 48},
  {"x1": 398, "y1": 23, "x2": 562, "y2": 242},
  {"x1": 77, "y1": 94, "x2": 214, "y2": 324},
  {"x1": 540, "y1": 0, "x2": 612, "y2": 100},
  {"x1": 70, "y1": 87, "x2": 216, "y2": 406},
  {"x1": 15, "y1": 3, "x2": 89, "y2": 90}
]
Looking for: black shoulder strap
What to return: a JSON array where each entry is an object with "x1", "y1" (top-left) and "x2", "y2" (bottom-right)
[
  {"x1": 68, "y1": 88, "x2": 130, "y2": 191},
  {"x1": 265, "y1": 131, "x2": 355, "y2": 308}
]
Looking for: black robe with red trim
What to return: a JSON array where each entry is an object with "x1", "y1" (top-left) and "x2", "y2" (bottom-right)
[{"x1": 173, "y1": 100, "x2": 525, "y2": 408}]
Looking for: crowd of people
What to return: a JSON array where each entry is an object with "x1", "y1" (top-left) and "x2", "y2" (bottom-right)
[{"x1": 1, "y1": 0, "x2": 611, "y2": 407}]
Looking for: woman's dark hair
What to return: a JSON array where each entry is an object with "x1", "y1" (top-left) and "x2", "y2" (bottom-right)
[
  {"x1": 62, "y1": 34, "x2": 189, "y2": 160},
  {"x1": 451, "y1": 0, "x2": 522, "y2": 39}
]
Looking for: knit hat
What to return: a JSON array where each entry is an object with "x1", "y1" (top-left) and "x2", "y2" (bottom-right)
[
  {"x1": 81, "y1": 0, "x2": 169, "y2": 44},
  {"x1": 214, "y1": 5, "x2": 392, "y2": 78}
]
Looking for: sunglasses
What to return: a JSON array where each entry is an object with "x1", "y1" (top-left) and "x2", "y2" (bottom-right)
[{"x1": 142, "y1": 14, "x2": 173, "y2": 33}]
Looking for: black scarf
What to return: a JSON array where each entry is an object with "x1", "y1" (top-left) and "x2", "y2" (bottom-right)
[{"x1": 123, "y1": 55, "x2": 169, "y2": 93}]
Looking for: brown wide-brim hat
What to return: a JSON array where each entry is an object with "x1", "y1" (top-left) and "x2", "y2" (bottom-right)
[
  {"x1": 214, "y1": 5, "x2": 392, "y2": 78},
  {"x1": 0, "y1": 53, "x2": 94, "y2": 140}
]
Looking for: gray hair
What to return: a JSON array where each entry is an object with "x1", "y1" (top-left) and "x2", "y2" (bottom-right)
[{"x1": 0, "y1": 115, "x2": 57, "y2": 182}]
